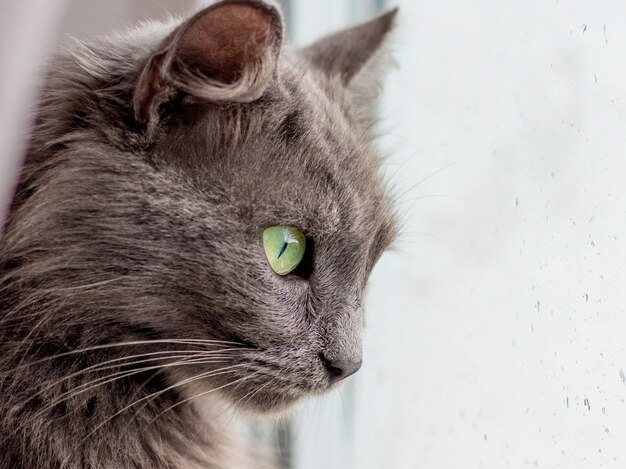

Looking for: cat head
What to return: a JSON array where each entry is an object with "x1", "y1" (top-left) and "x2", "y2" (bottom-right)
[{"x1": 5, "y1": 0, "x2": 398, "y2": 413}]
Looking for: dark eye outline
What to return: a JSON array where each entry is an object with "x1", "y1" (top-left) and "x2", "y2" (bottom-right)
[{"x1": 289, "y1": 235, "x2": 314, "y2": 280}]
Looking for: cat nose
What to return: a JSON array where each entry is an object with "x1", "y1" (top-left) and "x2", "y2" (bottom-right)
[{"x1": 320, "y1": 353, "x2": 362, "y2": 383}]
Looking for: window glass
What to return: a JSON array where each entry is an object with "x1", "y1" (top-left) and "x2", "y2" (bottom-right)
[{"x1": 289, "y1": 1, "x2": 626, "y2": 468}]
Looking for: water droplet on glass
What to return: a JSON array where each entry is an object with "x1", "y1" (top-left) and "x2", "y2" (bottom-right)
[
  {"x1": 584, "y1": 398, "x2": 591, "y2": 410},
  {"x1": 581, "y1": 24, "x2": 588, "y2": 33},
  {"x1": 620, "y1": 368, "x2": 625, "y2": 383}
]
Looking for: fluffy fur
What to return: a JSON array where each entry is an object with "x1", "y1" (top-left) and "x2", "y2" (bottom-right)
[{"x1": 0, "y1": 1, "x2": 398, "y2": 467}]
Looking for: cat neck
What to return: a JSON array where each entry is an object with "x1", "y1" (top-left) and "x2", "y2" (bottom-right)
[{"x1": 0, "y1": 327, "x2": 244, "y2": 469}]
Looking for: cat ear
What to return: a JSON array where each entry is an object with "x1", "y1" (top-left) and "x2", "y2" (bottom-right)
[
  {"x1": 134, "y1": 0, "x2": 283, "y2": 126},
  {"x1": 300, "y1": 8, "x2": 397, "y2": 86},
  {"x1": 300, "y1": 8, "x2": 397, "y2": 127}
]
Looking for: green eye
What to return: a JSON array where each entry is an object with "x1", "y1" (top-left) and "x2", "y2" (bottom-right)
[{"x1": 262, "y1": 226, "x2": 306, "y2": 276}]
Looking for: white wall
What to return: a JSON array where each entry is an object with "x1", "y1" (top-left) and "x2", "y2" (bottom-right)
[
  {"x1": 61, "y1": 0, "x2": 196, "y2": 44},
  {"x1": 0, "y1": 1, "x2": 68, "y2": 232},
  {"x1": 294, "y1": 1, "x2": 626, "y2": 468}
]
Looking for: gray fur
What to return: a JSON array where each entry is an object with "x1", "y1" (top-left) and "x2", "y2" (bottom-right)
[{"x1": 0, "y1": 2, "x2": 398, "y2": 467}]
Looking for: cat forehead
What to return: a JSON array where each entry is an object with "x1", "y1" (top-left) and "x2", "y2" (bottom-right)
[{"x1": 173, "y1": 63, "x2": 389, "y2": 232}]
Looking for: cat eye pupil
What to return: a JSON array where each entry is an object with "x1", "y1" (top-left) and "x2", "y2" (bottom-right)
[
  {"x1": 277, "y1": 242, "x2": 289, "y2": 259},
  {"x1": 263, "y1": 226, "x2": 306, "y2": 276}
]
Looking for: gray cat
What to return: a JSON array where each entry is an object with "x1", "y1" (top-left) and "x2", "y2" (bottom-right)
[{"x1": 0, "y1": 1, "x2": 398, "y2": 467}]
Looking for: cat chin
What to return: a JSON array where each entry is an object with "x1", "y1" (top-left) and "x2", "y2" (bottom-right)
[
  {"x1": 181, "y1": 378, "x2": 306, "y2": 417},
  {"x1": 225, "y1": 388, "x2": 305, "y2": 416},
  {"x1": 223, "y1": 380, "x2": 349, "y2": 418}
]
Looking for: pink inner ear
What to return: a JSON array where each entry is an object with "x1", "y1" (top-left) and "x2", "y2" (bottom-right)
[{"x1": 176, "y1": 4, "x2": 279, "y2": 84}]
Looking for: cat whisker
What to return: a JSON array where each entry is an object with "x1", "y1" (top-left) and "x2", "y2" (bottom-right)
[
  {"x1": 40, "y1": 356, "x2": 234, "y2": 407},
  {"x1": 0, "y1": 312, "x2": 56, "y2": 390},
  {"x1": 84, "y1": 364, "x2": 254, "y2": 441},
  {"x1": 393, "y1": 231, "x2": 456, "y2": 256},
  {"x1": 18, "y1": 349, "x2": 238, "y2": 398},
  {"x1": 147, "y1": 370, "x2": 263, "y2": 426},
  {"x1": 5, "y1": 346, "x2": 244, "y2": 375},
  {"x1": 215, "y1": 374, "x2": 276, "y2": 433},
  {"x1": 383, "y1": 141, "x2": 454, "y2": 184},
  {"x1": 231, "y1": 376, "x2": 275, "y2": 417},
  {"x1": 4, "y1": 339, "x2": 251, "y2": 368},
  {"x1": 396, "y1": 193, "x2": 465, "y2": 206},
  {"x1": 393, "y1": 162, "x2": 456, "y2": 203},
  {"x1": 10, "y1": 356, "x2": 236, "y2": 438}
]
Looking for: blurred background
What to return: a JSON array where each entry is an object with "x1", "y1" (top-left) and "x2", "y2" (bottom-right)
[{"x1": 2, "y1": 0, "x2": 626, "y2": 468}]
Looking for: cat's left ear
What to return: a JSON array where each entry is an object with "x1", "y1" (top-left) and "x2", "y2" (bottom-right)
[
  {"x1": 134, "y1": 0, "x2": 283, "y2": 128},
  {"x1": 300, "y1": 8, "x2": 398, "y2": 119}
]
